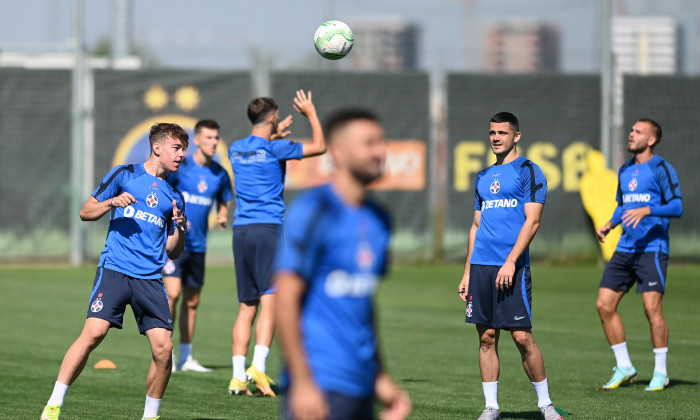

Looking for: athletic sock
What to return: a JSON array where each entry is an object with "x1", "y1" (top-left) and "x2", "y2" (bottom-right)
[
  {"x1": 252, "y1": 345, "x2": 270, "y2": 373},
  {"x1": 531, "y1": 378, "x2": 553, "y2": 409},
  {"x1": 611, "y1": 342, "x2": 633, "y2": 368},
  {"x1": 482, "y1": 381, "x2": 498, "y2": 410},
  {"x1": 46, "y1": 381, "x2": 69, "y2": 406},
  {"x1": 653, "y1": 347, "x2": 668, "y2": 375},
  {"x1": 233, "y1": 355, "x2": 247, "y2": 381},
  {"x1": 179, "y1": 343, "x2": 193, "y2": 365},
  {"x1": 142, "y1": 395, "x2": 161, "y2": 419}
]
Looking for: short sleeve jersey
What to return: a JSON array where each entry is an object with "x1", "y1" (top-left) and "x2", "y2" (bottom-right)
[
  {"x1": 275, "y1": 184, "x2": 391, "y2": 398},
  {"x1": 615, "y1": 155, "x2": 682, "y2": 253},
  {"x1": 228, "y1": 135, "x2": 303, "y2": 226},
  {"x1": 93, "y1": 163, "x2": 186, "y2": 279},
  {"x1": 166, "y1": 157, "x2": 233, "y2": 252},
  {"x1": 471, "y1": 155, "x2": 547, "y2": 267}
]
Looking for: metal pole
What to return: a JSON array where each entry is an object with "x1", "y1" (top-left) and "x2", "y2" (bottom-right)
[
  {"x1": 70, "y1": 0, "x2": 85, "y2": 265},
  {"x1": 600, "y1": 0, "x2": 613, "y2": 168},
  {"x1": 112, "y1": 0, "x2": 132, "y2": 65}
]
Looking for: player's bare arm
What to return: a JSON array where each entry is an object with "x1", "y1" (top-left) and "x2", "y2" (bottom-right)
[
  {"x1": 293, "y1": 90, "x2": 327, "y2": 158},
  {"x1": 270, "y1": 114, "x2": 293, "y2": 140},
  {"x1": 166, "y1": 199, "x2": 187, "y2": 260},
  {"x1": 596, "y1": 220, "x2": 615, "y2": 242},
  {"x1": 459, "y1": 210, "x2": 481, "y2": 302},
  {"x1": 497, "y1": 202, "x2": 543, "y2": 291},
  {"x1": 216, "y1": 201, "x2": 229, "y2": 231},
  {"x1": 275, "y1": 270, "x2": 329, "y2": 420},
  {"x1": 79, "y1": 193, "x2": 137, "y2": 221}
]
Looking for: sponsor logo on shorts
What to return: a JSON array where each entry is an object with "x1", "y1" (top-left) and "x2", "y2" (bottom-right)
[
  {"x1": 146, "y1": 192, "x2": 159, "y2": 208},
  {"x1": 163, "y1": 260, "x2": 176, "y2": 275},
  {"x1": 90, "y1": 297, "x2": 103, "y2": 313},
  {"x1": 514, "y1": 315, "x2": 526, "y2": 321},
  {"x1": 648, "y1": 282, "x2": 658, "y2": 286},
  {"x1": 466, "y1": 301, "x2": 473, "y2": 318}
]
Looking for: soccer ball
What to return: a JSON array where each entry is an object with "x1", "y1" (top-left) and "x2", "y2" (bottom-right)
[{"x1": 314, "y1": 20, "x2": 354, "y2": 60}]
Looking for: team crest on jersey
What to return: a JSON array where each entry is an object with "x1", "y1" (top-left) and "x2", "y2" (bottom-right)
[
  {"x1": 197, "y1": 177, "x2": 208, "y2": 193},
  {"x1": 628, "y1": 177, "x2": 638, "y2": 192},
  {"x1": 163, "y1": 259, "x2": 176, "y2": 275},
  {"x1": 90, "y1": 297, "x2": 103, "y2": 313},
  {"x1": 490, "y1": 179, "x2": 501, "y2": 194},
  {"x1": 466, "y1": 297, "x2": 473, "y2": 318},
  {"x1": 146, "y1": 192, "x2": 159, "y2": 208},
  {"x1": 357, "y1": 242, "x2": 374, "y2": 270}
]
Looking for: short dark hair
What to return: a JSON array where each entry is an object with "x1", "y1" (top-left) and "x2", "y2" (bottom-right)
[
  {"x1": 195, "y1": 119, "x2": 220, "y2": 133},
  {"x1": 490, "y1": 112, "x2": 520, "y2": 132},
  {"x1": 247, "y1": 97, "x2": 278, "y2": 125},
  {"x1": 324, "y1": 109, "x2": 379, "y2": 143},
  {"x1": 149, "y1": 123, "x2": 189, "y2": 150},
  {"x1": 638, "y1": 118, "x2": 662, "y2": 147}
]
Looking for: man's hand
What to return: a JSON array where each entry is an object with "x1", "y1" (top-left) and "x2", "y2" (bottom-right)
[
  {"x1": 216, "y1": 213, "x2": 228, "y2": 231},
  {"x1": 458, "y1": 273, "x2": 469, "y2": 302},
  {"x1": 621, "y1": 206, "x2": 650, "y2": 229},
  {"x1": 596, "y1": 221, "x2": 614, "y2": 242},
  {"x1": 496, "y1": 260, "x2": 516, "y2": 291},
  {"x1": 376, "y1": 373, "x2": 411, "y2": 420},
  {"x1": 110, "y1": 192, "x2": 137, "y2": 208},
  {"x1": 172, "y1": 200, "x2": 187, "y2": 233},
  {"x1": 271, "y1": 114, "x2": 293, "y2": 140},
  {"x1": 289, "y1": 380, "x2": 329, "y2": 420},
  {"x1": 293, "y1": 90, "x2": 317, "y2": 118}
]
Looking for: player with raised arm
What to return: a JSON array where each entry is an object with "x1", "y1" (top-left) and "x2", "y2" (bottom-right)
[
  {"x1": 40, "y1": 123, "x2": 189, "y2": 420},
  {"x1": 595, "y1": 119, "x2": 682, "y2": 392},
  {"x1": 275, "y1": 109, "x2": 411, "y2": 420},
  {"x1": 457, "y1": 112, "x2": 561, "y2": 420},
  {"x1": 163, "y1": 119, "x2": 233, "y2": 373},
  {"x1": 228, "y1": 90, "x2": 326, "y2": 397}
]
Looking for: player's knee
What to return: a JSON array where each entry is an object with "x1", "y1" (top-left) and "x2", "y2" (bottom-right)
[
  {"x1": 596, "y1": 298, "x2": 613, "y2": 317},
  {"x1": 187, "y1": 294, "x2": 201, "y2": 309},
  {"x1": 479, "y1": 331, "x2": 497, "y2": 348},
  {"x1": 511, "y1": 333, "x2": 534, "y2": 350},
  {"x1": 81, "y1": 323, "x2": 109, "y2": 347},
  {"x1": 152, "y1": 339, "x2": 173, "y2": 362}
]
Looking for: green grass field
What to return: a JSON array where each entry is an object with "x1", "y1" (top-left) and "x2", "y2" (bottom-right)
[{"x1": 1, "y1": 264, "x2": 699, "y2": 419}]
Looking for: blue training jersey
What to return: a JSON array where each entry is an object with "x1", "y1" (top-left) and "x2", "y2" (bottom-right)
[
  {"x1": 93, "y1": 163, "x2": 186, "y2": 279},
  {"x1": 613, "y1": 155, "x2": 682, "y2": 254},
  {"x1": 471, "y1": 155, "x2": 547, "y2": 267},
  {"x1": 275, "y1": 184, "x2": 391, "y2": 398},
  {"x1": 228, "y1": 135, "x2": 303, "y2": 226},
  {"x1": 166, "y1": 157, "x2": 233, "y2": 252}
]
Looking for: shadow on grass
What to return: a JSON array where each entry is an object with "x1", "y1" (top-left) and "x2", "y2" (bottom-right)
[
  {"x1": 499, "y1": 411, "x2": 545, "y2": 419},
  {"x1": 668, "y1": 379, "x2": 698, "y2": 388},
  {"x1": 402, "y1": 378, "x2": 429, "y2": 383}
]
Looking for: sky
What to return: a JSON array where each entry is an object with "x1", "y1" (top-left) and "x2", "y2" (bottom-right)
[{"x1": 1, "y1": 0, "x2": 698, "y2": 74}]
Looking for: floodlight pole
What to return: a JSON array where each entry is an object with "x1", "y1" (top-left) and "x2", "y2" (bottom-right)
[
  {"x1": 70, "y1": 0, "x2": 85, "y2": 266},
  {"x1": 600, "y1": 0, "x2": 613, "y2": 168}
]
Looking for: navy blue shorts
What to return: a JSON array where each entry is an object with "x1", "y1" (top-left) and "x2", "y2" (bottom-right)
[
  {"x1": 162, "y1": 249, "x2": 206, "y2": 289},
  {"x1": 283, "y1": 391, "x2": 374, "y2": 420},
  {"x1": 600, "y1": 251, "x2": 668, "y2": 294},
  {"x1": 233, "y1": 223, "x2": 281, "y2": 302},
  {"x1": 87, "y1": 267, "x2": 173, "y2": 334},
  {"x1": 465, "y1": 265, "x2": 532, "y2": 329}
]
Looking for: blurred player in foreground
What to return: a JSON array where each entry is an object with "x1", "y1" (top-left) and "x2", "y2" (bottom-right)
[
  {"x1": 228, "y1": 90, "x2": 326, "y2": 397},
  {"x1": 458, "y1": 112, "x2": 561, "y2": 420},
  {"x1": 275, "y1": 109, "x2": 411, "y2": 420},
  {"x1": 40, "y1": 123, "x2": 189, "y2": 420},
  {"x1": 164, "y1": 119, "x2": 233, "y2": 372},
  {"x1": 595, "y1": 119, "x2": 682, "y2": 391}
]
